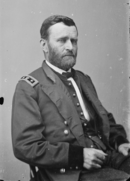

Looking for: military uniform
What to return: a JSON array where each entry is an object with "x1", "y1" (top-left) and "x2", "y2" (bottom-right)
[{"x1": 12, "y1": 61, "x2": 130, "y2": 181}]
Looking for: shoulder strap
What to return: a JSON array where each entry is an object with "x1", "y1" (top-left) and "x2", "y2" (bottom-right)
[{"x1": 20, "y1": 75, "x2": 39, "y2": 87}]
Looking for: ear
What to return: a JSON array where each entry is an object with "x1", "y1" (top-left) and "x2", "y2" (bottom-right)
[{"x1": 40, "y1": 39, "x2": 49, "y2": 53}]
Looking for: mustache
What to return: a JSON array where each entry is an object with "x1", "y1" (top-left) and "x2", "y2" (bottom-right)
[{"x1": 62, "y1": 52, "x2": 74, "y2": 57}]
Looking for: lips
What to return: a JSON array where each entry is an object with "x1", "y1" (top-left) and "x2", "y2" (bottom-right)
[{"x1": 63, "y1": 54, "x2": 74, "y2": 57}]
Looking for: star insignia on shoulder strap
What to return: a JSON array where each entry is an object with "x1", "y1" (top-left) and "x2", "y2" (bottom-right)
[{"x1": 20, "y1": 75, "x2": 39, "y2": 87}]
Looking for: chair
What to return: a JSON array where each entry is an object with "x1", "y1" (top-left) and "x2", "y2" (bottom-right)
[{"x1": 29, "y1": 165, "x2": 130, "y2": 181}]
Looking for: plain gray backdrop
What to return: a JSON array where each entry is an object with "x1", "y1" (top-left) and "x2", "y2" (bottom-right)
[{"x1": 0, "y1": 0, "x2": 130, "y2": 180}]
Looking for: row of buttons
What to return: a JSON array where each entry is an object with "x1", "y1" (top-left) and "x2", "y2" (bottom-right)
[
  {"x1": 60, "y1": 166, "x2": 79, "y2": 173},
  {"x1": 68, "y1": 81, "x2": 80, "y2": 107},
  {"x1": 72, "y1": 91, "x2": 84, "y2": 117},
  {"x1": 64, "y1": 119, "x2": 69, "y2": 135},
  {"x1": 62, "y1": 85, "x2": 79, "y2": 172},
  {"x1": 68, "y1": 80, "x2": 85, "y2": 119}
]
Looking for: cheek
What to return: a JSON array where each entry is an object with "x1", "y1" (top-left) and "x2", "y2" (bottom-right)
[
  {"x1": 74, "y1": 46, "x2": 78, "y2": 54},
  {"x1": 56, "y1": 47, "x2": 64, "y2": 55}
]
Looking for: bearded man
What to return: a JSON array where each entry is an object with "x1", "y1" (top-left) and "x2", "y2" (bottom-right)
[{"x1": 12, "y1": 15, "x2": 130, "y2": 181}]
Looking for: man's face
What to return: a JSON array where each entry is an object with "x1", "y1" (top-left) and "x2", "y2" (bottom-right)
[{"x1": 46, "y1": 22, "x2": 78, "y2": 71}]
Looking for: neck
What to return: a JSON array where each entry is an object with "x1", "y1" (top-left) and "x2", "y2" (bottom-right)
[{"x1": 45, "y1": 60, "x2": 71, "y2": 74}]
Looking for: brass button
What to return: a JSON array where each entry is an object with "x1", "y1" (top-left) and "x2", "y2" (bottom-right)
[
  {"x1": 64, "y1": 130, "x2": 69, "y2": 135},
  {"x1": 84, "y1": 123, "x2": 87, "y2": 126},
  {"x1": 76, "y1": 103, "x2": 80, "y2": 107},
  {"x1": 64, "y1": 121, "x2": 68, "y2": 125},
  {"x1": 99, "y1": 135, "x2": 102, "y2": 139},
  {"x1": 91, "y1": 145, "x2": 94, "y2": 148},
  {"x1": 60, "y1": 168, "x2": 65, "y2": 173},
  {"x1": 76, "y1": 166, "x2": 79, "y2": 169},
  {"x1": 89, "y1": 135, "x2": 92, "y2": 138},
  {"x1": 73, "y1": 93, "x2": 76, "y2": 97},
  {"x1": 68, "y1": 82, "x2": 71, "y2": 86},
  {"x1": 80, "y1": 112, "x2": 83, "y2": 116}
]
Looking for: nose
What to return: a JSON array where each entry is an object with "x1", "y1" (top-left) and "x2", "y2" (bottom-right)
[{"x1": 65, "y1": 40, "x2": 73, "y2": 51}]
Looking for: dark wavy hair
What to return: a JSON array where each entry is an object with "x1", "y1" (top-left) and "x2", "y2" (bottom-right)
[{"x1": 40, "y1": 15, "x2": 78, "y2": 40}]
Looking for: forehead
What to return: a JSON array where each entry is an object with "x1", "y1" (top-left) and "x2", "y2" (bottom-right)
[{"x1": 48, "y1": 22, "x2": 78, "y2": 40}]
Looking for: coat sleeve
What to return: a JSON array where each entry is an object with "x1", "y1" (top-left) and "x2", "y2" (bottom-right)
[
  {"x1": 12, "y1": 80, "x2": 84, "y2": 169},
  {"x1": 107, "y1": 112, "x2": 129, "y2": 149},
  {"x1": 12, "y1": 80, "x2": 70, "y2": 169},
  {"x1": 86, "y1": 75, "x2": 129, "y2": 149}
]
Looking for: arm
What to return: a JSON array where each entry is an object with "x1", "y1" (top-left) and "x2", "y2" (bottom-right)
[
  {"x1": 107, "y1": 112, "x2": 129, "y2": 150},
  {"x1": 12, "y1": 80, "x2": 84, "y2": 169},
  {"x1": 84, "y1": 74, "x2": 129, "y2": 149}
]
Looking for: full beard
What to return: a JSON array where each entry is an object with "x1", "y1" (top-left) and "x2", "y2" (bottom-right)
[{"x1": 48, "y1": 47, "x2": 77, "y2": 71}]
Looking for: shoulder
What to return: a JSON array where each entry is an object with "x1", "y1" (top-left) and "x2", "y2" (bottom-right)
[
  {"x1": 75, "y1": 69, "x2": 98, "y2": 96},
  {"x1": 19, "y1": 67, "x2": 44, "y2": 87},
  {"x1": 30, "y1": 67, "x2": 44, "y2": 81},
  {"x1": 20, "y1": 75, "x2": 39, "y2": 87},
  {"x1": 15, "y1": 67, "x2": 43, "y2": 95},
  {"x1": 74, "y1": 69, "x2": 91, "y2": 80}
]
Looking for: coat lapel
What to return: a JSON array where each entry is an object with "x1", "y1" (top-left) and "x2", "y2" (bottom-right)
[
  {"x1": 41, "y1": 62, "x2": 85, "y2": 147},
  {"x1": 76, "y1": 72, "x2": 110, "y2": 140}
]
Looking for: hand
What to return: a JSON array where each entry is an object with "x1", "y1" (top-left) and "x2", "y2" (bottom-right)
[
  {"x1": 83, "y1": 148, "x2": 107, "y2": 170},
  {"x1": 118, "y1": 143, "x2": 130, "y2": 156}
]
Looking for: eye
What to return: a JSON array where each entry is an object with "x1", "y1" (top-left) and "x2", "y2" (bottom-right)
[
  {"x1": 58, "y1": 38, "x2": 66, "y2": 43},
  {"x1": 71, "y1": 39, "x2": 78, "y2": 45}
]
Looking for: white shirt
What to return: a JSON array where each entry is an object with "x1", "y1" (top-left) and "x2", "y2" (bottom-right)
[{"x1": 45, "y1": 60, "x2": 90, "y2": 121}]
